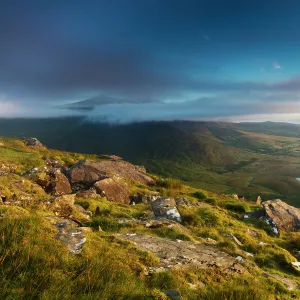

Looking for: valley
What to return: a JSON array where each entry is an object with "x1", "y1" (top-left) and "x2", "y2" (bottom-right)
[{"x1": 1, "y1": 118, "x2": 300, "y2": 206}]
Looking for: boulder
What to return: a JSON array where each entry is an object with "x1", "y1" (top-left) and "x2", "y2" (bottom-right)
[
  {"x1": 151, "y1": 197, "x2": 182, "y2": 222},
  {"x1": 51, "y1": 194, "x2": 75, "y2": 217},
  {"x1": 245, "y1": 199, "x2": 300, "y2": 236},
  {"x1": 46, "y1": 173, "x2": 72, "y2": 196},
  {"x1": 67, "y1": 159, "x2": 154, "y2": 189},
  {"x1": 94, "y1": 178, "x2": 130, "y2": 204},
  {"x1": 24, "y1": 137, "x2": 46, "y2": 149},
  {"x1": 262, "y1": 200, "x2": 300, "y2": 232},
  {"x1": 76, "y1": 189, "x2": 102, "y2": 199}
]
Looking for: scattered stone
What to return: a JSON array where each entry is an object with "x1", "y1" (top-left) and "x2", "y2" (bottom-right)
[
  {"x1": 175, "y1": 198, "x2": 190, "y2": 207},
  {"x1": 151, "y1": 197, "x2": 182, "y2": 222},
  {"x1": 130, "y1": 194, "x2": 151, "y2": 205},
  {"x1": 45, "y1": 216, "x2": 86, "y2": 254},
  {"x1": 258, "y1": 241, "x2": 269, "y2": 246},
  {"x1": 243, "y1": 251, "x2": 254, "y2": 257},
  {"x1": 247, "y1": 228, "x2": 259, "y2": 238},
  {"x1": 24, "y1": 137, "x2": 46, "y2": 149},
  {"x1": 164, "y1": 290, "x2": 182, "y2": 300},
  {"x1": 94, "y1": 177, "x2": 130, "y2": 204},
  {"x1": 226, "y1": 233, "x2": 243, "y2": 246},
  {"x1": 235, "y1": 256, "x2": 245, "y2": 263},
  {"x1": 204, "y1": 237, "x2": 217, "y2": 245},
  {"x1": 292, "y1": 262, "x2": 300, "y2": 272},
  {"x1": 0, "y1": 142, "x2": 4, "y2": 147},
  {"x1": 117, "y1": 234, "x2": 246, "y2": 274},
  {"x1": 67, "y1": 159, "x2": 155, "y2": 189}
]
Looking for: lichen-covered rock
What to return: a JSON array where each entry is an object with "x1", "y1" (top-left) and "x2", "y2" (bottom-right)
[
  {"x1": 117, "y1": 234, "x2": 246, "y2": 274},
  {"x1": 46, "y1": 173, "x2": 72, "y2": 196},
  {"x1": 175, "y1": 198, "x2": 190, "y2": 207},
  {"x1": 94, "y1": 177, "x2": 130, "y2": 204},
  {"x1": 67, "y1": 159, "x2": 154, "y2": 189},
  {"x1": 151, "y1": 197, "x2": 182, "y2": 222},
  {"x1": 263, "y1": 199, "x2": 300, "y2": 232},
  {"x1": 45, "y1": 216, "x2": 86, "y2": 254}
]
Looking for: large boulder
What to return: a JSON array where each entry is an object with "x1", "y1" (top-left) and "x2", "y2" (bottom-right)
[
  {"x1": 151, "y1": 197, "x2": 182, "y2": 222},
  {"x1": 244, "y1": 199, "x2": 300, "y2": 236},
  {"x1": 94, "y1": 178, "x2": 130, "y2": 204},
  {"x1": 67, "y1": 159, "x2": 154, "y2": 189}
]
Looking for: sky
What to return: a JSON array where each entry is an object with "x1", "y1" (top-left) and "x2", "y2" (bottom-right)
[{"x1": 1, "y1": 0, "x2": 300, "y2": 122}]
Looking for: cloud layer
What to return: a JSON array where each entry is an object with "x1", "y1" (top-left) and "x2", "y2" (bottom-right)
[{"x1": 1, "y1": 1, "x2": 300, "y2": 122}]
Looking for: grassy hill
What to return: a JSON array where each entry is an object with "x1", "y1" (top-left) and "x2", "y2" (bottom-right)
[
  {"x1": 1, "y1": 119, "x2": 300, "y2": 206},
  {"x1": 0, "y1": 136, "x2": 300, "y2": 299}
]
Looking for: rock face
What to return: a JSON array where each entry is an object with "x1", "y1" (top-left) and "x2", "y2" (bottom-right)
[
  {"x1": 94, "y1": 178, "x2": 130, "y2": 204},
  {"x1": 151, "y1": 197, "x2": 182, "y2": 222},
  {"x1": 117, "y1": 234, "x2": 246, "y2": 274},
  {"x1": 263, "y1": 200, "x2": 300, "y2": 232},
  {"x1": 245, "y1": 199, "x2": 300, "y2": 235},
  {"x1": 24, "y1": 137, "x2": 46, "y2": 149},
  {"x1": 67, "y1": 159, "x2": 154, "y2": 189}
]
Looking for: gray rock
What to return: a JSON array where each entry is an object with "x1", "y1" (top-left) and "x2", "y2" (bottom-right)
[
  {"x1": 151, "y1": 197, "x2": 182, "y2": 222},
  {"x1": 45, "y1": 216, "x2": 86, "y2": 254},
  {"x1": 117, "y1": 234, "x2": 246, "y2": 274},
  {"x1": 164, "y1": 290, "x2": 182, "y2": 300}
]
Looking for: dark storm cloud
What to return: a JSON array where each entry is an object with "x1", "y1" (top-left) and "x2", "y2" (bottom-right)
[{"x1": 1, "y1": 0, "x2": 300, "y2": 120}]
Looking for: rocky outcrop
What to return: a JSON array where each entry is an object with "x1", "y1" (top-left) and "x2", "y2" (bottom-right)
[
  {"x1": 151, "y1": 197, "x2": 182, "y2": 222},
  {"x1": 244, "y1": 199, "x2": 300, "y2": 236},
  {"x1": 117, "y1": 234, "x2": 246, "y2": 274},
  {"x1": 46, "y1": 216, "x2": 88, "y2": 254},
  {"x1": 94, "y1": 177, "x2": 130, "y2": 204},
  {"x1": 49, "y1": 194, "x2": 91, "y2": 220},
  {"x1": 24, "y1": 137, "x2": 46, "y2": 149},
  {"x1": 175, "y1": 198, "x2": 190, "y2": 207},
  {"x1": 67, "y1": 159, "x2": 154, "y2": 189},
  {"x1": 46, "y1": 173, "x2": 72, "y2": 196}
]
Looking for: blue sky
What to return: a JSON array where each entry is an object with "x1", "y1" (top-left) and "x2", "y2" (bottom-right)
[{"x1": 1, "y1": 0, "x2": 300, "y2": 122}]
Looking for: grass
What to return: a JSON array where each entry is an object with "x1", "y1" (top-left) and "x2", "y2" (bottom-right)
[{"x1": 1, "y1": 136, "x2": 300, "y2": 299}]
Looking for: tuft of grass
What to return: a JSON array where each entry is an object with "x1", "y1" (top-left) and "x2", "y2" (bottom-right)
[
  {"x1": 193, "y1": 190, "x2": 208, "y2": 200},
  {"x1": 224, "y1": 201, "x2": 250, "y2": 213}
]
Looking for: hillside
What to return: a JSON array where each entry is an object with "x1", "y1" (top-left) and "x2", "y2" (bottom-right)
[
  {"x1": 0, "y1": 136, "x2": 300, "y2": 299},
  {"x1": 1, "y1": 119, "x2": 300, "y2": 206}
]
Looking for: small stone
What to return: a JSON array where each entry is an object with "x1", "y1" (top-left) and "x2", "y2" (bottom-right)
[{"x1": 164, "y1": 290, "x2": 182, "y2": 300}]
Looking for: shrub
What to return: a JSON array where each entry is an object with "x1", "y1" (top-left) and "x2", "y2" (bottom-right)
[
  {"x1": 224, "y1": 201, "x2": 250, "y2": 213},
  {"x1": 193, "y1": 191, "x2": 208, "y2": 200},
  {"x1": 204, "y1": 198, "x2": 217, "y2": 206}
]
